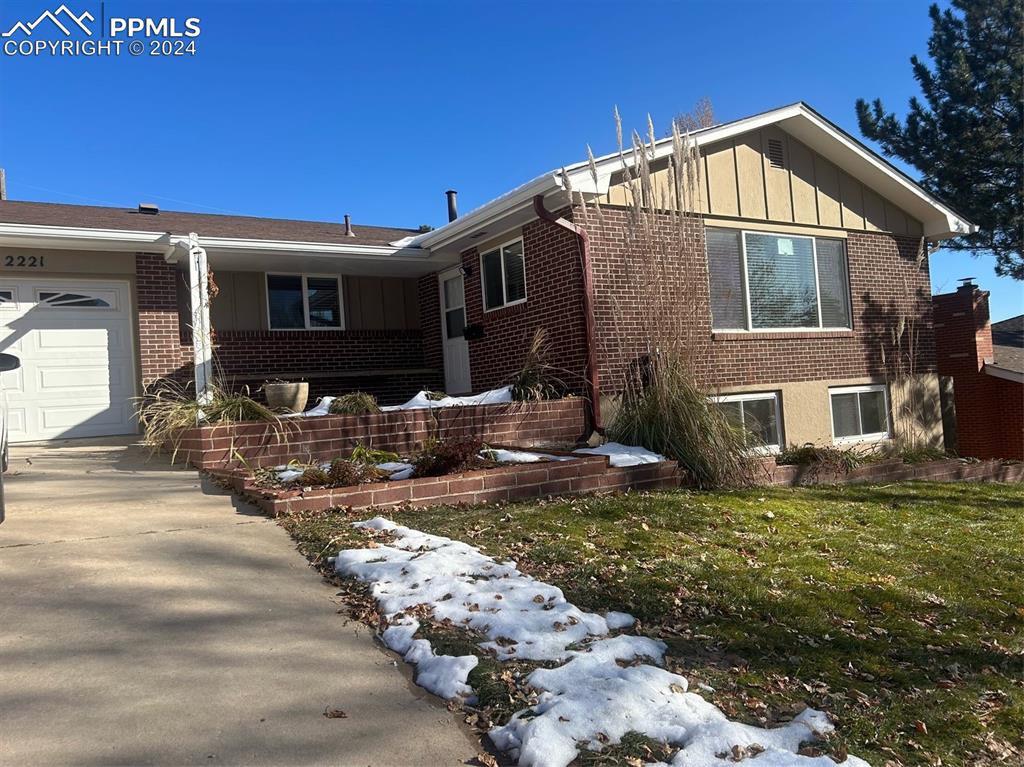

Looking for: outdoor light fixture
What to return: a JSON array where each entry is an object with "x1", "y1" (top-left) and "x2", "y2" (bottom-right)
[{"x1": 459, "y1": 265, "x2": 472, "y2": 277}]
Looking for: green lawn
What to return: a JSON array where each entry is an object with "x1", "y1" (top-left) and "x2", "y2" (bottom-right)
[{"x1": 282, "y1": 481, "x2": 1024, "y2": 766}]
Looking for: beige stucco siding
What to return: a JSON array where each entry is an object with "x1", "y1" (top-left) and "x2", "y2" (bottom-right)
[
  {"x1": 716, "y1": 373, "x2": 943, "y2": 448},
  {"x1": 601, "y1": 127, "x2": 923, "y2": 236}
]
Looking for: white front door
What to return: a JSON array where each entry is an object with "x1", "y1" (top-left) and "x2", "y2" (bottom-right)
[
  {"x1": 0, "y1": 278, "x2": 136, "y2": 442},
  {"x1": 439, "y1": 267, "x2": 471, "y2": 394}
]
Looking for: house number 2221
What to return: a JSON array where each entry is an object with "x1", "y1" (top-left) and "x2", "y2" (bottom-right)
[{"x1": 3, "y1": 255, "x2": 45, "y2": 268}]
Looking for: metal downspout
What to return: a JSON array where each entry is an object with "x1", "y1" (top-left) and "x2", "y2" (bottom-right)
[{"x1": 532, "y1": 195, "x2": 603, "y2": 434}]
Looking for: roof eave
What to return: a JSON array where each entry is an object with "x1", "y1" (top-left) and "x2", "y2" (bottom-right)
[{"x1": 0, "y1": 222, "x2": 430, "y2": 261}]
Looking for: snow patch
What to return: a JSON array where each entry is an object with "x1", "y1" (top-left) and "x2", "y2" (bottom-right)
[
  {"x1": 335, "y1": 518, "x2": 866, "y2": 767},
  {"x1": 377, "y1": 461, "x2": 415, "y2": 480},
  {"x1": 604, "y1": 611, "x2": 636, "y2": 630},
  {"x1": 573, "y1": 442, "x2": 666, "y2": 467},
  {"x1": 489, "y1": 448, "x2": 573, "y2": 464},
  {"x1": 381, "y1": 386, "x2": 513, "y2": 411}
]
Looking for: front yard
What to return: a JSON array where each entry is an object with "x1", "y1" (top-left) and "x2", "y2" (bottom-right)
[{"x1": 283, "y1": 481, "x2": 1024, "y2": 766}]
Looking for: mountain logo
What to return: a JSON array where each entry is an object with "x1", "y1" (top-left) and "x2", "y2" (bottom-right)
[{"x1": 2, "y1": 4, "x2": 94, "y2": 37}]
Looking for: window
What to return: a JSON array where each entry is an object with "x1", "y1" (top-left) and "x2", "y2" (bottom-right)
[
  {"x1": 38, "y1": 291, "x2": 111, "y2": 308},
  {"x1": 707, "y1": 228, "x2": 852, "y2": 331},
  {"x1": 442, "y1": 274, "x2": 466, "y2": 339},
  {"x1": 480, "y1": 238, "x2": 526, "y2": 311},
  {"x1": 266, "y1": 274, "x2": 342, "y2": 330},
  {"x1": 712, "y1": 391, "x2": 782, "y2": 451},
  {"x1": 830, "y1": 385, "x2": 890, "y2": 442},
  {"x1": 0, "y1": 290, "x2": 12, "y2": 307}
]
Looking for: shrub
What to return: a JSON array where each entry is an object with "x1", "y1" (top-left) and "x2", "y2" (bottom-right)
[
  {"x1": 328, "y1": 392, "x2": 381, "y2": 415},
  {"x1": 896, "y1": 443, "x2": 948, "y2": 464},
  {"x1": 136, "y1": 378, "x2": 285, "y2": 461},
  {"x1": 413, "y1": 436, "x2": 485, "y2": 477},
  {"x1": 349, "y1": 445, "x2": 400, "y2": 465},
  {"x1": 327, "y1": 458, "x2": 387, "y2": 486},
  {"x1": 425, "y1": 391, "x2": 448, "y2": 401},
  {"x1": 607, "y1": 355, "x2": 754, "y2": 489},
  {"x1": 297, "y1": 466, "x2": 331, "y2": 486},
  {"x1": 574, "y1": 107, "x2": 754, "y2": 488},
  {"x1": 776, "y1": 443, "x2": 862, "y2": 473},
  {"x1": 508, "y1": 328, "x2": 566, "y2": 402}
]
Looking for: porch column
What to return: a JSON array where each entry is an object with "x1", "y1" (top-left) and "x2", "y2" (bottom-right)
[{"x1": 186, "y1": 232, "x2": 214, "y2": 407}]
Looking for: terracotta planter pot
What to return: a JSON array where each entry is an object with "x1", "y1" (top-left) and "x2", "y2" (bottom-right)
[{"x1": 264, "y1": 382, "x2": 309, "y2": 414}]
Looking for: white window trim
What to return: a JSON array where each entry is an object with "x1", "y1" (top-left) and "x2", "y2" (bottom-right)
[
  {"x1": 479, "y1": 237, "x2": 527, "y2": 312},
  {"x1": 714, "y1": 228, "x2": 852, "y2": 333},
  {"x1": 829, "y1": 384, "x2": 891, "y2": 444},
  {"x1": 265, "y1": 273, "x2": 345, "y2": 331},
  {"x1": 711, "y1": 390, "x2": 784, "y2": 453}
]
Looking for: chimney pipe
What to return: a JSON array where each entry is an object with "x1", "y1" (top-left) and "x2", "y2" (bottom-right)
[
  {"x1": 344, "y1": 214, "x2": 355, "y2": 237},
  {"x1": 0, "y1": 168, "x2": 6, "y2": 201},
  {"x1": 446, "y1": 190, "x2": 458, "y2": 222}
]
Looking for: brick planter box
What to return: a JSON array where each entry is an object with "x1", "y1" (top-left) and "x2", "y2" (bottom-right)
[
  {"x1": 763, "y1": 457, "x2": 1024, "y2": 486},
  {"x1": 171, "y1": 398, "x2": 587, "y2": 469},
  {"x1": 219, "y1": 450, "x2": 681, "y2": 515}
]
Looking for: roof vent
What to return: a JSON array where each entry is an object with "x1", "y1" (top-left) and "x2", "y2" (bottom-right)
[
  {"x1": 138, "y1": 202, "x2": 159, "y2": 215},
  {"x1": 766, "y1": 139, "x2": 786, "y2": 170},
  {"x1": 344, "y1": 213, "x2": 355, "y2": 237}
]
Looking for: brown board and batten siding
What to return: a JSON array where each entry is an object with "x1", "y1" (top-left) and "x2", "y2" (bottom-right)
[
  {"x1": 174, "y1": 270, "x2": 421, "y2": 332},
  {"x1": 601, "y1": 126, "x2": 923, "y2": 236}
]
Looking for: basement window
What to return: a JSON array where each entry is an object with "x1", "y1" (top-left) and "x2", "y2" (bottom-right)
[
  {"x1": 711, "y1": 391, "x2": 782, "y2": 452},
  {"x1": 480, "y1": 238, "x2": 527, "y2": 311},
  {"x1": 830, "y1": 384, "x2": 890, "y2": 443},
  {"x1": 266, "y1": 274, "x2": 343, "y2": 330}
]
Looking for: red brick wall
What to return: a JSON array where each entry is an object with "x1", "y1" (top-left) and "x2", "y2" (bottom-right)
[
  {"x1": 173, "y1": 397, "x2": 587, "y2": 468},
  {"x1": 933, "y1": 285, "x2": 1023, "y2": 459},
  {"x1": 455, "y1": 212, "x2": 589, "y2": 394},
  {"x1": 183, "y1": 328, "x2": 441, "y2": 403},
  {"x1": 136, "y1": 254, "x2": 441, "y2": 401},
  {"x1": 580, "y1": 208, "x2": 935, "y2": 391},
  {"x1": 418, "y1": 273, "x2": 443, "y2": 375},
  {"x1": 237, "y1": 454, "x2": 680, "y2": 515},
  {"x1": 135, "y1": 253, "x2": 185, "y2": 386}
]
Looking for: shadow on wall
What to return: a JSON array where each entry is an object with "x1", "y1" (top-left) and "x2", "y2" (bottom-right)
[{"x1": 857, "y1": 283, "x2": 943, "y2": 448}]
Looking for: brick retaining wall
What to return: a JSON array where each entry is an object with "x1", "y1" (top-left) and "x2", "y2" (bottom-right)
[
  {"x1": 222, "y1": 452, "x2": 681, "y2": 515},
  {"x1": 172, "y1": 398, "x2": 588, "y2": 469},
  {"x1": 763, "y1": 457, "x2": 1024, "y2": 486}
]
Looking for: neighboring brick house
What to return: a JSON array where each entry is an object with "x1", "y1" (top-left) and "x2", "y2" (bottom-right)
[
  {"x1": 0, "y1": 102, "x2": 975, "y2": 447},
  {"x1": 933, "y1": 282, "x2": 1023, "y2": 460}
]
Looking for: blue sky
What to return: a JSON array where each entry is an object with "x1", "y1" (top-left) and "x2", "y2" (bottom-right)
[{"x1": 0, "y1": 0, "x2": 1020, "y2": 319}]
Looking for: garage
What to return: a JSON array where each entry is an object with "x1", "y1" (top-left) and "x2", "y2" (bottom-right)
[{"x1": 0, "y1": 277, "x2": 136, "y2": 442}]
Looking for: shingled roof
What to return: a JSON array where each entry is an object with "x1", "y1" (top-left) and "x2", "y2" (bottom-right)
[
  {"x1": 0, "y1": 200, "x2": 419, "y2": 247},
  {"x1": 992, "y1": 315, "x2": 1024, "y2": 375}
]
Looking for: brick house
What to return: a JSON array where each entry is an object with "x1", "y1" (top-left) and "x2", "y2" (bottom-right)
[
  {"x1": 933, "y1": 282, "x2": 1023, "y2": 460},
  {"x1": 0, "y1": 102, "x2": 975, "y2": 447}
]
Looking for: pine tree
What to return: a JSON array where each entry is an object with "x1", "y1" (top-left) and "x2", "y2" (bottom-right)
[{"x1": 856, "y1": 0, "x2": 1023, "y2": 279}]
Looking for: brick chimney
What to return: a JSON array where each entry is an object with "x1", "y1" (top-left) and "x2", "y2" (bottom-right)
[{"x1": 933, "y1": 279, "x2": 993, "y2": 376}]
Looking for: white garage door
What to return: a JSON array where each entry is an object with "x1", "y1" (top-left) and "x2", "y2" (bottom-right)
[{"x1": 0, "y1": 278, "x2": 136, "y2": 442}]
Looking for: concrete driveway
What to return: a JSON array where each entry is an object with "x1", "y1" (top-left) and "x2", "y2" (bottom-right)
[{"x1": 0, "y1": 438, "x2": 477, "y2": 766}]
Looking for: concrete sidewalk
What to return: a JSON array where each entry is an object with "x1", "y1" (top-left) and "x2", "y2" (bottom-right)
[{"x1": 0, "y1": 438, "x2": 477, "y2": 766}]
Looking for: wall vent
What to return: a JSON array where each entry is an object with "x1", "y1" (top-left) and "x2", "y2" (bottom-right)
[{"x1": 766, "y1": 138, "x2": 786, "y2": 170}]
